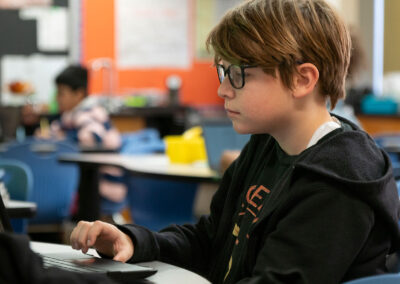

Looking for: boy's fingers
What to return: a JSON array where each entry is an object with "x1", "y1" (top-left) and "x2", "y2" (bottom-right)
[
  {"x1": 70, "y1": 224, "x2": 85, "y2": 250},
  {"x1": 86, "y1": 221, "x2": 108, "y2": 247},
  {"x1": 70, "y1": 221, "x2": 92, "y2": 250},
  {"x1": 77, "y1": 224, "x2": 93, "y2": 252}
]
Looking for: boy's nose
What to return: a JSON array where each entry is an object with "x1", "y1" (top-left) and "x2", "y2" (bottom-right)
[{"x1": 217, "y1": 77, "x2": 235, "y2": 99}]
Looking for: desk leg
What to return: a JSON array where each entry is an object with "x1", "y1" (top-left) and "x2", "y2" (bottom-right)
[{"x1": 75, "y1": 165, "x2": 100, "y2": 221}]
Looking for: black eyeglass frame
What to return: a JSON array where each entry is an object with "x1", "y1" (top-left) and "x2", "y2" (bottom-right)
[{"x1": 216, "y1": 64, "x2": 257, "y2": 89}]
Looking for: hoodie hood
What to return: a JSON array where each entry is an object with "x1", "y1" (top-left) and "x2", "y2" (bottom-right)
[{"x1": 296, "y1": 115, "x2": 400, "y2": 251}]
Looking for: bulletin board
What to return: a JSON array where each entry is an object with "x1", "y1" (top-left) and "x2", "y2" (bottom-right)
[
  {"x1": 0, "y1": 0, "x2": 69, "y2": 106},
  {"x1": 81, "y1": 0, "x2": 223, "y2": 106}
]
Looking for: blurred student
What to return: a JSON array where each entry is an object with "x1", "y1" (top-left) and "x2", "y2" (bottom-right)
[
  {"x1": 35, "y1": 65, "x2": 120, "y2": 146},
  {"x1": 35, "y1": 65, "x2": 127, "y2": 222},
  {"x1": 69, "y1": 1, "x2": 400, "y2": 283}
]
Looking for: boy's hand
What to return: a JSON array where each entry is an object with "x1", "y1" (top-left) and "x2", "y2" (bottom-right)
[{"x1": 70, "y1": 220, "x2": 134, "y2": 262}]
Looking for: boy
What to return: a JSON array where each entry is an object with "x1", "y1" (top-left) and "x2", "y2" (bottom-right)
[
  {"x1": 69, "y1": 1, "x2": 400, "y2": 283},
  {"x1": 36, "y1": 65, "x2": 121, "y2": 149},
  {"x1": 36, "y1": 65, "x2": 127, "y2": 221}
]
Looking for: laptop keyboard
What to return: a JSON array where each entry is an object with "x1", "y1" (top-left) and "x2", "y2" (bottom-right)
[{"x1": 42, "y1": 255, "x2": 106, "y2": 273}]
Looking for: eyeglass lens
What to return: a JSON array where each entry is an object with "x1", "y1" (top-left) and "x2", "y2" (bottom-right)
[{"x1": 217, "y1": 65, "x2": 243, "y2": 89}]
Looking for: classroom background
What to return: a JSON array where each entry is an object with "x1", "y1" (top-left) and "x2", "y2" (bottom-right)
[
  {"x1": 0, "y1": 0, "x2": 399, "y2": 136},
  {"x1": 0, "y1": 0, "x2": 399, "y2": 244}
]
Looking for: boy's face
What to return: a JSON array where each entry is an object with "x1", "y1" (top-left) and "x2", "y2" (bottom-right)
[
  {"x1": 56, "y1": 84, "x2": 85, "y2": 113},
  {"x1": 218, "y1": 60, "x2": 293, "y2": 136}
]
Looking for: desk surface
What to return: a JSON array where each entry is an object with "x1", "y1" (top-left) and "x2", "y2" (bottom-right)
[
  {"x1": 58, "y1": 153, "x2": 219, "y2": 221},
  {"x1": 59, "y1": 153, "x2": 220, "y2": 183},
  {"x1": 30, "y1": 241, "x2": 210, "y2": 284},
  {"x1": 5, "y1": 200, "x2": 37, "y2": 218}
]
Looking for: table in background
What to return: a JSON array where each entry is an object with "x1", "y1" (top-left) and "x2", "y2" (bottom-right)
[
  {"x1": 356, "y1": 114, "x2": 400, "y2": 135},
  {"x1": 30, "y1": 241, "x2": 211, "y2": 284},
  {"x1": 5, "y1": 199, "x2": 37, "y2": 218},
  {"x1": 58, "y1": 153, "x2": 219, "y2": 221}
]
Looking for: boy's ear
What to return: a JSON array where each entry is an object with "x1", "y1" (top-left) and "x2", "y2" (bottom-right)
[{"x1": 292, "y1": 63, "x2": 319, "y2": 98}]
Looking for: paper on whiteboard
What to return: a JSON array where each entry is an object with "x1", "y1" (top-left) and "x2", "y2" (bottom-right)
[
  {"x1": 0, "y1": 0, "x2": 50, "y2": 9},
  {"x1": 115, "y1": 0, "x2": 191, "y2": 69},
  {"x1": 20, "y1": 7, "x2": 68, "y2": 52},
  {"x1": 1, "y1": 54, "x2": 67, "y2": 106}
]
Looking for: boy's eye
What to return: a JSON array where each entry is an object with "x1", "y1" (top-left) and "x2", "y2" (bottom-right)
[{"x1": 232, "y1": 70, "x2": 241, "y2": 77}]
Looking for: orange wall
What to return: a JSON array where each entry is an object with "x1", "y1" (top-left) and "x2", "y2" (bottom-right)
[{"x1": 81, "y1": 0, "x2": 222, "y2": 106}]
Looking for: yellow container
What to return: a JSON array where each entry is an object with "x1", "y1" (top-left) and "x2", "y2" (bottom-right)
[
  {"x1": 164, "y1": 131, "x2": 207, "y2": 164},
  {"x1": 188, "y1": 136, "x2": 207, "y2": 162}
]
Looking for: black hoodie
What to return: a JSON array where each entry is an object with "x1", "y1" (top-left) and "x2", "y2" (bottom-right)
[{"x1": 119, "y1": 116, "x2": 400, "y2": 284}]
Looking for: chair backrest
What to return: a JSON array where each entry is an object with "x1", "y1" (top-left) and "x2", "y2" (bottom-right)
[
  {"x1": 201, "y1": 118, "x2": 250, "y2": 172},
  {"x1": 342, "y1": 273, "x2": 400, "y2": 284},
  {"x1": 126, "y1": 177, "x2": 197, "y2": 231},
  {"x1": 120, "y1": 128, "x2": 165, "y2": 154},
  {"x1": 0, "y1": 158, "x2": 33, "y2": 201},
  {"x1": 0, "y1": 139, "x2": 79, "y2": 224},
  {"x1": 0, "y1": 158, "x2": 33, "y2": 233}
]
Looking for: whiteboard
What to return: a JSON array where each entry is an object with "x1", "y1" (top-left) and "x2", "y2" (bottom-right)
[
  {"x1": 1, "y1": 54, "x2": 67, "y2": 106},
  {"x1": 115, "y1": 0, "x2": 191, "y2": 69},
  {"x1": 20, "y1": 6, "x2": 68, "y2": 52}
]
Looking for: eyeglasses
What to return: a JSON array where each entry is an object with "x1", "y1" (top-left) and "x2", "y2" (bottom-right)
[{"x1": 216, "y1": 64, "x2": 257, "y2": 89}]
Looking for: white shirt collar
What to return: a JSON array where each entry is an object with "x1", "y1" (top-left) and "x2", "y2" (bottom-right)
[{"x1": 306, "y1": 117, "x2": 341, "y2": 148}]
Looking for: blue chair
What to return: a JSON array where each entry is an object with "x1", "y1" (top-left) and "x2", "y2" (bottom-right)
[
  {"x1": 120, "y1": 128, "x2": 165, "y2": 155},
  {"x1": 201, "y1": 118, "x2": 250, "y2": 172},
  {"x1": 126, "y1": 177, "x2": 198, "y2": 231},
  {"x1": 342, "y1": 273, "x2": 400, "y2": 284},
  {"x1": 374, "y1": 135, "x2": 400, "y2": 180},
  {"x1": 0, "y1": 158, "x2": 33, "y2": 233},
  {"x1": 0, "y1": 139, "x2": 79, "y2": 225}
]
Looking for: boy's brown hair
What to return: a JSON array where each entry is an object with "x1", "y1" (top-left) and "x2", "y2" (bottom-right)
[{"x1": 206, "y1": 0, "x2": 351, "y2": 108}]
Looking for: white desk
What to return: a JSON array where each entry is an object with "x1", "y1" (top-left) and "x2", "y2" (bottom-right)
[
  {"x1": 58, "y1": 153, "x2": 220, "y2": 221},
  {"x1": 59, "y1": 153, "x2": 219, "y2": 182},
  {"x1": 5, "y1": 200, "x2": 37, "y2": 218},
  {"x1": 30, "y1": 241, "x2": 211, "y2": 284}
]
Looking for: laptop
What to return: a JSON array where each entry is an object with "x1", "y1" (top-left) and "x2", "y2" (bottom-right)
[
  {"x1": 201, "y1": 118, "x2": 250, "y2": 172},
  {"x1": 0, "y1": 194, "x2": 157, "y2": 283}
]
